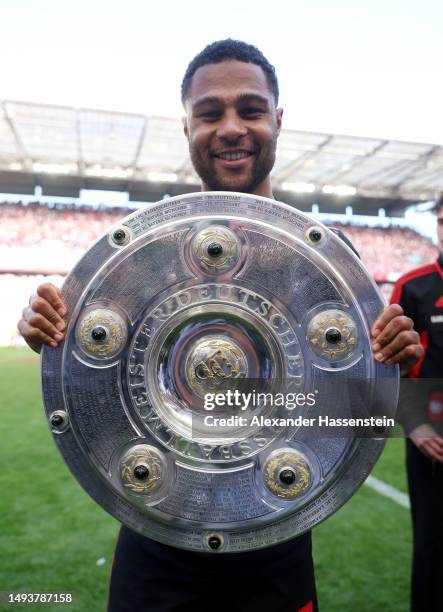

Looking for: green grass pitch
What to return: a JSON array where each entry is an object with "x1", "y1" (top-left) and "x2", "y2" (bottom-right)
[{"x1": 0, "y1": 347, "x2": 411, "y2": 611}]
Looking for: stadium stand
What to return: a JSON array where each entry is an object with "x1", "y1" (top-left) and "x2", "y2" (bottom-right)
[
  {"x1": 333, "y1": 223, "x2": 437, "y2": 281},
  {"x1": 0, "y1": 200, "x2": 437, "y2": 278},
  {"x1": 0, "y1": 201, "x2": 126, "y2": 274},
  {"x1": 1, "y1": 200, "x2": 438, "y2": 345}
]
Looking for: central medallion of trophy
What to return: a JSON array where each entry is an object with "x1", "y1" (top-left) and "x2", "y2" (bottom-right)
[{"x1": 186, "y1": 336, "x2": 248, "y2": 392}]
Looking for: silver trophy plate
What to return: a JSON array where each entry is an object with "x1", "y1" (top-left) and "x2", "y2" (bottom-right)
[{"x1": 41, "y1": 192, "x2": 398, "y2": 552}]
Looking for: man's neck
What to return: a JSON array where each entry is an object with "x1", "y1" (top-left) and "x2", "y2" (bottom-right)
[{"x1": 200, "y1": 179, "x2": 274, "y2": 200}]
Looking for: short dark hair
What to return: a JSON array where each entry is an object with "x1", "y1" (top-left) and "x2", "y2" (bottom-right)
[{"x1": 181, "y1": 39, "x2": 279, "y2": 105}]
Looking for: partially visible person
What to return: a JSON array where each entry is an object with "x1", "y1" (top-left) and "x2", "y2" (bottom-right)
[
  {"x1": 18, "y1": 39, "x2": 424, "y2": 612},
  {"x1": 390, "y1": 194, "x2": 443, "y2": 612}
]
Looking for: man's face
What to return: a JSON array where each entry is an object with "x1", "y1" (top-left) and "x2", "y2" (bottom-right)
[
  {"x1": 183, "y1": 60, "x2": 283, "y2": 196},
  {"x1": 437, "y1": 207, "x2": 443, "y2": 254}
]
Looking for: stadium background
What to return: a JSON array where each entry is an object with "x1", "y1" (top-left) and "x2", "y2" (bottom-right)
[
  {"x1": 2, "y1": 1, "x2": 443, "y2": 610},
  {"x1": 1, "y1": 102, "x2": 440, "y2": 346},
  {"x1": 0, "y1": 104, "x2": 440, "y2": 612}
]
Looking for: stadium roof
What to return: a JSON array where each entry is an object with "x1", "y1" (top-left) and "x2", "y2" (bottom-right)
[{"x1": 1, "y1": 100, "x2": 442, "y2": 214}]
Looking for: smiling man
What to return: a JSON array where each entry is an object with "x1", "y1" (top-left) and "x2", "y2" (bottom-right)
[
  {"x1": 182, "y1": 56, "x2": 282, "y2": 197},
  {"x1": 18, "y1": 39, "x2": 423, "y2": 611}
]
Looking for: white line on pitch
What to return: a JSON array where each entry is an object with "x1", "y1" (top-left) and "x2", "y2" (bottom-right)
[{"x1": 364, "y1": 475, "x2": 410, "y2": 509}]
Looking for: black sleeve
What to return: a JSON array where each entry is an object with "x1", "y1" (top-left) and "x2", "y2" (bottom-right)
[
  {"x1": 390, "y1": 279, "x2": 420, "y2": 332},
  {"x1": 330, "y1": 227, "x2": 360, "y2": 258},
  {"x1": 391, "y1": 280, "x2": 427, "y2": 434}
]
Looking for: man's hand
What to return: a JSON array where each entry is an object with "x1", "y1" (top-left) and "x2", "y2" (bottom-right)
[
  {"x1": 17, "y1": 283, "x2": 67, "y2": 354},
  {"x1": 371, "y1": 303, "x2": 423, "y2": 376},
  {"x1": 409, "y1": 424, "x2": 443, "y2": 462}
]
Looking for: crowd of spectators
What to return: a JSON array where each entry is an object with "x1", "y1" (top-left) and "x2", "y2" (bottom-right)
[
  {"x1": 1, "y1": 200, "x2": 438, "y2": 345},
  {"x1": 333, "y1": 223, "x2": 437, "y2": 281},
  {"x1": 0, "y1": 200, "x2": 126, "y2": 250},
  {"x1": 0, "y1": 201, "x2": 130, "y2": 273},
  {"x1": 0, "y1": 200, "x2": 437, "y2": 279}
]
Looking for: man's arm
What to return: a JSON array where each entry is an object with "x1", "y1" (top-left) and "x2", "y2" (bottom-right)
[
  {"x1": 388, "y1": 277, "x2": 443, "y2": 462},
  {"x1": 17, "y1": 283, "x2": 67, "y2": 353}
]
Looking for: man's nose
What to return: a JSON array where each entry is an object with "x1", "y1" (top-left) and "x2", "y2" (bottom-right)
[{"x1": 216, "y1": 112, "x2": 248, "y2": 141}]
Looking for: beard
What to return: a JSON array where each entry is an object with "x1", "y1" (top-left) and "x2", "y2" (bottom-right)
[{"x1": 189, "y1": 137, "x2": 277, "y2": 194}]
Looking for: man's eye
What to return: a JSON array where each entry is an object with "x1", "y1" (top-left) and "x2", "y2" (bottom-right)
[
  {"x1": 199, "y1": 111, "x2": 221, "y2": 120},
  {"x1": 241, "y1": 108, "x2": 264, "y2": 117}
]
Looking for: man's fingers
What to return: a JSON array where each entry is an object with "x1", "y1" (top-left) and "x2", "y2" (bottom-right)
[
  {"x1": 18, "y1": 283, "x2": 66, "y2": 354},
  {"x1": 376, "y1": 331, "x2": 422, "y2": 363},
  {"x1": 17, "y1": 320, "x2": 59, "y2": 351},
  {"x1": 371, "y1": 304, "x2": 403, "y2": 338},
  {"x1": 414, "y1": 437, "x2": 443, "y2": 463},
  {"x1": 372, "y1": 315, "x2": 414, "y2": 351},
  {"x1": 29, "y1": 294, "x2": 66, "y2": 330},
  {"x1": 371, "y1": 304, "x2": 423, "y2": 374},
  {"x1": 22, "y1": 306, "x2": 65, "y2": 341},
  {"x1": 425, "y1": 441, "x2": 443, "y2": 462},
  {"x1": 36, "y1": 283, "x2": 67, "y2": 317}
]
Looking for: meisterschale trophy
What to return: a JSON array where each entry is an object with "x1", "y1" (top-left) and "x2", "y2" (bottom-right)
[{"x1": 41, "y1": 191, "x2": 398, "y2": 552}]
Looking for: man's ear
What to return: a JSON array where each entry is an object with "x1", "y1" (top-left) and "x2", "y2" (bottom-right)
[
  {"x1": 276, "y1": 107, "x2": 283, "y2": 135},
  {"x1": 182, "y1": 116, "x2": 189, "y2": 140}
]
